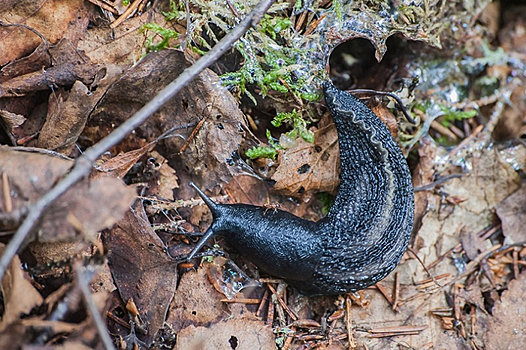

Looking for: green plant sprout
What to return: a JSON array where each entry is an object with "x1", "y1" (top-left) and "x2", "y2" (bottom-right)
[
  {"x1": 439, "y1": 105, "x2": 477, "y2": 128},
  {"x1": 245, "y1": 110, "x2": 315, "y2": 160},
  {"x1": 272, "y1": 110, "x2": 314, "y2": 143},
  {"x1": 245, "y1": 130, "x2": 282, "y2": 160},
  {"x1": 140, "y1": 23, "x2": 179, "y2": 52}
]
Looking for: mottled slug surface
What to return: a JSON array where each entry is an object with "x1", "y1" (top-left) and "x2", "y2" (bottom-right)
[{"x1": 191, "y1": 82, "x2": 414, "y2": 296}]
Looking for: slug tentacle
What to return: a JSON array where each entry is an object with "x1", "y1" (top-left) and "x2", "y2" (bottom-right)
[{"x1": 188, "y1": 82, "x2": 414, "y2": 296}]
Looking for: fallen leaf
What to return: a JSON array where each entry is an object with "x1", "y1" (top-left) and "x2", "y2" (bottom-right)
[
  {"x1": 272, "y1": 114, "x2": 339, "y2": 197},
  {"x1": 37, "y1": 81, "x2": 100, "y2": 154},
  {"x1": 166, "y1": 264, "x2": 225, "y2": 333},
  {"x1": 0, "y1": 42, "x2": 51, "y2": 83},
  {"x1": 496, "y1": 184, "x2": 526, "y2": 244},
  {"x1": 92, "y1": 143, "x2": 153, "y2": 180},
  {"x1": 103, "y1": 205, "x2": 177, "y2": 345},
  {"x1": 174, "y1": 318, "x2": 275, "y2": 350},
  {"x1": 149, "y1": 150, "x2": 179, "y2": 201},
  {"x1": 0, "y1": 110, "x2": 26, "y2": 144},
  {"x1": 88, "y1": 49, "x2": 250, "y2": 198},
  {"x1": 0, "y1": 0, "x2": 91, "y2": 66},
  {"x1": 0, "y1": 244, "x2": 43, "y2": 331},
  {"x1": 487, "y1": 270, "x2": 526, "y2": 349},
  {"x1": 0, "y1": 147, "x2": 136, "y2": 241}
]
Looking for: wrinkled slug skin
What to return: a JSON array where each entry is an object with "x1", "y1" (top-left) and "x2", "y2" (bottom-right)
[{"x1": 191, "y1": 82, "x2": 414, "y2": 296}]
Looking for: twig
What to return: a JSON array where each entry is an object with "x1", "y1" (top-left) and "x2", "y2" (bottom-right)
[
  {"x1": 349, "y1": 89, "x2": 416, "y2": 124},
  {"x1": 406, "y1": 247, "x2": 443, "y2": 288},
  {"x1": 0, "y1": 0, "x2": 276, "y2": 282},
  {"x1": 267, "y1": 283, "x2": 298, "y2": 321},
  {"x1": 414, "y1": 174, "x2": 462, "y2": 192},
  {"x1": 2, "y1": 173, "x2": 12, "y2": 213},
  {"x1": 85, "y1": 0, "x2": 120, "y2": 15},
  {"x1": 374, "y1": 282, "x2": 394, "y2": 306},
  {"x1": 256, "y1": 289, "x2": 269, "y2": 318},
  {"x1": 0, "y1": 21, "x2": 49, "y2": 46},
  {"x1": 75, "y1": 262, "x2": 116, "y2": 350},
  {"x1": 110, "y1": 0, "x2": 144, "y2": 29},
  {"x1": 392, "y1": 271, "x2": 399, "y2": 311},
  {"x1": 345, "y1": 296, "x2": 356, "y2": 349},
  {"x1": 178, "y1": 117, "x2": 207, "y2": 154}
]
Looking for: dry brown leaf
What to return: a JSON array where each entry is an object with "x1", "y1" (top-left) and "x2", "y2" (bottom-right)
[
  {"x1": 0, "y1": 42, "x2": 51, "y2": 83},
  {"x1": 92, "y1": 143, "x2": 153, "y2": 180},
  {"x1": 0, "y1": 110, "x2": 26, "y2": 145},
  {"x1": 174, "y1": 318, "x2": 275, "y2": 350},
  {"x1": 37, "y1": 81, "x2": 100, "y2": 154},
  {"x1": 166, "y1": 264, "x2": 225, "y2": 334},
  {"x1": 78, "y1": 10, "x2": 169, "y2": 66},
  {"x1": 487, "y1": 270, "x2": 526, "y2": 349},
  {"x1": 496, "y1": 184, "x2": 526, "y2": 244},
  {"x1": 88, "y1": 49, "x2": 250, "y2": 197},
  {"x1": 0, "y1": 146, "x2": 73, "y2": 208},
  {"x1": 40, "y1": 176, "x2": 136, "y2": 242},
  {"x1": 411, "y1": 139, "x2": 440, "y2": 246},
  {"x1": 410, "y1": 148, "x2": 521, "y2": 282},
  {"x1": 0, "y1": 244, "x2": 43, "y2": 331},
  {"x1": 460, "y1": 228, "x2": 492, "y2": 260},
  {"x1": 0, "y1": 0, "x2": 91, "y2": 66},
  {"x1": 272, "y1": 114, "x2": 339, "y2": 197},
  {"x1": 150, "y1": 150, "x2": 178, "y2": 201},
  {"x1": 0, "y1": 148, "x2": 136, "y2": 241},
  {"x1": 224, "y1": 174, "x2": 271, "y2": 206},
  {"x1": 103, "y1": 205, "x2": 177, "y2": 345}
]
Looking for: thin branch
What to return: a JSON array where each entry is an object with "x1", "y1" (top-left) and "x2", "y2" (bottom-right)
[
  {"x1": 75, "y1": 263, "x2": 116, "y2": 350},
  {"x1": 0, "y1": 20, "x2": 49, "y2": 46},
  {"x1": 349, "y1": 88, "x2": 416, "y2": 124},
  {"x1": 0, "y1": 0, "x2": 276, "y2": 282}
]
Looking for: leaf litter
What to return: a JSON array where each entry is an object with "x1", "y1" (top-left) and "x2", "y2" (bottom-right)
[{"x1": 0, "y1": 1, "x2": 525, "y2": 350}]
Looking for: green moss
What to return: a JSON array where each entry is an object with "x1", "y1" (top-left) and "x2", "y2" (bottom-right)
[
  {"x1": 439, "y1": 105, "x2": 477, "y2": 128},
  {"x1": 258, "y1": 15, "x2": 292, "y2": 40},
  {"x1": 245, "y1": 146, "x2": 278, "y2": 160},
  {"x1": 272, "y1": 110, "x2": 314, "y2": 143},
  {"x1": 140, "y1": 23, "x2": 179, "y2": 52},
  {"x1": 245, "y1": 130, "x2": 282, "y2": 160},
  {"x1": 317, "y1": 192, "x2": 335, "y2": 216}
]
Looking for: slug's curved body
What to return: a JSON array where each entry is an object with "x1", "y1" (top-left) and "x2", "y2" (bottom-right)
[{"x1": 189, "y1": 82, "x2": 414, "y2": 296}]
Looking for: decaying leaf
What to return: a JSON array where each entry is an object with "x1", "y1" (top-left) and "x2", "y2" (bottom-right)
[
  {"x1": 88, "y1": 49, "x2": 251, "y2": 197},
  {"x1": 496, "y1": 184, "x2": 526, "y2": 244},
  {"x1": 166, "y1": 263, "x2": 225, "y2": 334},
  {"x1": 487, "y1": 270, "x2": 526, "y2": 349},
  {"x1": 37, "y1": 81, "x2": 100, "y2": 154},
  {"x1": 174, "y1": 318, "x2": 275, "y2": 350},
  {"x1": 0, "y1": 147, "x2": 136, "y2": 242},
  {"x1": 0, "y1": 0, "x2": 91, "y2": 66},
  {"x1": 103, "y1": 205, "x2": 177, "y2": 344},
  {"x1": 272, "y1": 114, "x2": 339, "y2": 197},
  {"x1": 0, "y1": 244, "x2": 43, "y2": 331}
]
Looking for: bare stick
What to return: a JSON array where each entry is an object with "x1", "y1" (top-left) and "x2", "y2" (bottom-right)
[
  {"x1": 75, "y1": 262, "x2": 116, "y2": 350},
  {"x1": 0, "y1": 0, "x2": 276, "y2": 282},
  {"x1": 349, "y1": 88, "x2": 416, "y2": 124}
]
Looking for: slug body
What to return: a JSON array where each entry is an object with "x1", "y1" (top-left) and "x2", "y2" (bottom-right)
[{"x1": 189, "y1": 81, "x2": 414, "y2": 296}]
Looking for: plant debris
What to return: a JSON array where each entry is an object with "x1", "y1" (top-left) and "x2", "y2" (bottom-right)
[{"x1": 0, "y1": 1, "x2": 525, "y2": 349}]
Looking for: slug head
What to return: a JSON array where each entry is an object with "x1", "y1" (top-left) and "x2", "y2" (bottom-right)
[{"x1": 187, "y1": 182, "x2": 223, "y2": 260}]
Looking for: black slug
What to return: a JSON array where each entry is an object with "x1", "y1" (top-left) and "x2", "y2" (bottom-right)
[{"x1": 187, "y1": 81, "x2": 414, "y2": 296}]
